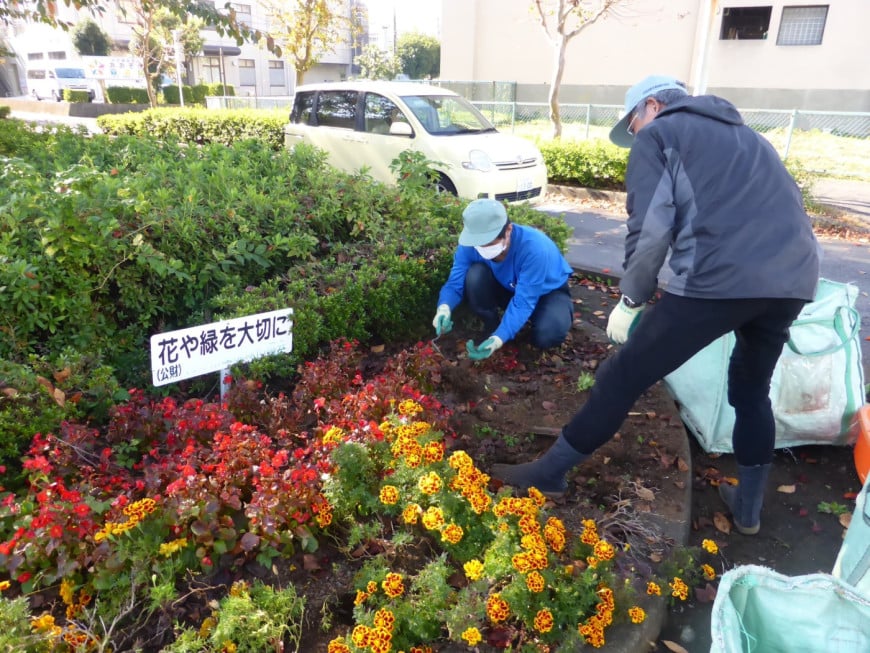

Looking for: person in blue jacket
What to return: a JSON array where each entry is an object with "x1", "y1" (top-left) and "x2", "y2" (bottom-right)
[
  {"x1": 492, "y1": 75, "x2": 820, "y2": 536},
  {"x1": 432, "y1": 198, "x2": 573, "y2": 360}
]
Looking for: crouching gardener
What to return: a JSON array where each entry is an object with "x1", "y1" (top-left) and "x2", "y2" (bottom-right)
[
  {"x1": 492, "y1": 75, "x2": 820, "y2": 536},
  {"x1": 432, "y1": 198, "x2": 574, "y2": 360}
]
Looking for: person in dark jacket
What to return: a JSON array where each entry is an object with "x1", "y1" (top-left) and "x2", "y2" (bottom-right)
[
  {"x1": 493, "y1": 75, "x2": 820, "y2": 535},
  {"x1": 433, "y1": 198, "x2": 573, "y2": 360}
]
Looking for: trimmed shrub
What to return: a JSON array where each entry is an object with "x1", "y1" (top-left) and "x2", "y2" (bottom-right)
[
  {"x1": 0, "y1": 105, "x2": 10, "y2": 119},
  {"x1": 202, "y1": 82, "x2": 235, "y2": 97},
  {"x1": 162, "y1": 84, "x2": 194, "y2": 105},
  {"x1": 62, "y1": 89, "x2": 91, "y2": 103},
  {"x1": 105, "y1": 86, "x2": 149, "y2": 104},
  {"x1": 539, "y1": 139, "x2": 628, "y2": 190}
]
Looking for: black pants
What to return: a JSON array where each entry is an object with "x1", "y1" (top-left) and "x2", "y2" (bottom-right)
[{"x1": 562, "y1": 293, "x2": 806, "y2": 466}]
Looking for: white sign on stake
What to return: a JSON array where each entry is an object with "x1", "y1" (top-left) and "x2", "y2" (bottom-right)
[{"x1": 150, "y1": 309, "x2": 293, "y2": 387}]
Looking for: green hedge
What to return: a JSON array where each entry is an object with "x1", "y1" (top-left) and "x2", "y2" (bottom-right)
[
  {"x1": 105, "y1": 86, "x2": 149, "y2": 104},
  {"x1": 0, "y1": 105, "x2": 9, "y2": 119},
  {"x1": 97, "y1": 107, "x2": 288, "y2": 147},
  {"x1": 539, "y1": 139, "x2": 628, "y2": 190},
  {"x1": 62, "y1": 89, "x2": 91, "y2": 103},
  {"x1": 164, "y1": 83, "x2": 235, "y2": 105}
]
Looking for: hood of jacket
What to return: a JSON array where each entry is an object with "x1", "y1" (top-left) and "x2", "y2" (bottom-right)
[{"x1": 658, "y1": 94, "x2": 744, "y2": 127}]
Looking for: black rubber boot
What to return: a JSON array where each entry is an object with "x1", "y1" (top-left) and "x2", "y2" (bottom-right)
[
  {"x1": 491, "y1": 434, "x2": 589, "y2": 499},
  {"x1": 718, "y1": 463, "x2": 772, "y2": 535}
]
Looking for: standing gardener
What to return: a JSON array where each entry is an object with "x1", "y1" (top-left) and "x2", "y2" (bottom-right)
[
  {"x1": 432, "y1": 198, "x2": 574, "y2": 360},
  {"x1": 492, "y1": 75, "x2": 820, "y2": 535}
]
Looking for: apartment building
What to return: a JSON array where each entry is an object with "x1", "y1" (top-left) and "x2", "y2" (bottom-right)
[
  {"x1": 440, "y1": 0, "x2": 870, "y2": 110},
  {"x1": 0, "y1": 0, "x2": 366, "y2": 99}
]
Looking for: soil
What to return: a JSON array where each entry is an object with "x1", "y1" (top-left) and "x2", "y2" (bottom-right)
[{"x1": 272, "y1": 274, "x2": 692, "y2": 652}]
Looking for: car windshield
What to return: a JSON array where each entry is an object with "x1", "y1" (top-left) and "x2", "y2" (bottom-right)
[
  {"x1": 56, "y1": 68, "x2": 86, "y2": 79},
  {"x1": 399, "y1": 94, "x2": 497, "y2": 135}
]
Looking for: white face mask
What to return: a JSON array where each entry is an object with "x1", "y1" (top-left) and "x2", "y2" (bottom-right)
[{"x1": 475, "y1": 241, "x2": 506, "y2": 260}]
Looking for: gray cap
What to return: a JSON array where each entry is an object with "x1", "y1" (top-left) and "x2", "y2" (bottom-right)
[
  {"x1": 609, "y1": 75, "x2": 688, "y2": 148},
  {"x1": 458, "y1": 199, "x2": 508, "y2": 246}
]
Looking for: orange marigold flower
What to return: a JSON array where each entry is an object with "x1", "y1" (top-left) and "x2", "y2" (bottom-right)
[
  {"x1": 402, "y1": 503, "x2": 421, "y2": 524},
  {"x1": 528, "y1": 486, "x2": 546, "y2": 507},
  {"x1": 647, "y1": 581, "x2": 661, "y2": 596},
  {"x1": 418, "y1": 471, "x2": 442, "y2": 495},
  {"x1": 328, "y1": 637, "x2": 351, "y2": 653},
  {"x1": 629, "y1": 606, "x2": 646, "y2": 624},
  {"x1": 423, "y1": 441, "x2": 445, "y2": 463},
  {"x1": 594, "y1": 539, "x2": 615, "y2": 561},
  {"x1": 670, "y1": 577, "x2": 689, "y2": 601},
  {"x1": 373, "y1": 608, "x2": 395, "y2": 631},
  {"x1": 397, "y1": 400, "x2": 423, "y2": 416},
  {"x1": 0, "y1": 580, "x2": 10, "y2": 592},
  {"x1": 379, "y1": 485, "x2": 399, "y2": 505},
  {"x1": 461, "y1": 627, "x2": 482, "y2": 646},
  {"x1": 351, "y1": 624, "x2": 370, "y2": 648},
  {"x1": 353, "y1": 590, "x2": 368, "y2": 606},
  {"x1": 442, "y1": 523, "x2": 464, "y2": 544},
  {"x1": 382, "y1": 572, "x2": 405, "y2": 598},
  {"x1": 486, "y1": 593, "x2": 510, "y2": 623},
  {"x1": 525, "y1": 570, "x2": 546, "y2": 593},
  {"x1": 448, "y1": 450, "x2": 473, "y2": 470},
  {"x1": 421, "y1": 506, "x2": 444, "y2": 530},
  {"x1": 702, "y1": 538, "x2": 719, "y2": 555},
  {"x1": 366, "y1": 581, "x2": 378, "y2": 594},
  {"x1": 534, "y1": 608, "x2": 555, "y2": 633},
  {"x1": 702, "y1": 564, "x2": 717, "y2": 581},
  {"x1": 512, "y1": 552, "x2": 532, "y2": 573}
]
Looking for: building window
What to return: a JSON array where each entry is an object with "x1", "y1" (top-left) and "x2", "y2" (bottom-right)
[
  {"x1": 720, "y1": 6, "x2": 772, "y2": 40},
  {"x1": 27, "y1": 52, "x2": 44, "y2": 60},
  {"x1": 238, "y1": 59, "x2": 256, "y2": 86},
  {"x1": 203, "y1": 56, "x2": 222, "y2": 83},
  {"x1": 48, "y1": 51, "x2": 66, "y2": 60},
  {"x1": 777, "y1": 5, "x2": 828, "y2": 45},
  {"x1": 229, "y1": 3, "x2": 252, "y2": 28},
  {"x1": 268, "y1": 60, "x2": 285, "y2": 87}
]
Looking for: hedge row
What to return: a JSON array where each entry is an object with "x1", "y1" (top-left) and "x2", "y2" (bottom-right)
[
  {"x1": 62, "y1": 89, "x2": 92, "y2": 103},
  {"x1": 0, "y1": 106, "x2": 9, "y2": 119},
  {"x1": 105, "y1": 86, "x2": 150, "y2": 104},
  {"x1": 163, "y1": 82, "x2": 236, "y2": 105}
]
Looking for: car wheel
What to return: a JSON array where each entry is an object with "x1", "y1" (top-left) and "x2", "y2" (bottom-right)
[
  {"x1": 433, "y1": 173, "x2": 457, "y2": 196},
  {"x1": 53, "y1": 90, "x2": 62, "y2": 102}
]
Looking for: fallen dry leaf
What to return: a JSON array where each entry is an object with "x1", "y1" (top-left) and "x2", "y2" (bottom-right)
[
  {"x1": 541, "y1": 400, "x2": 556, "y2": 411},
  {"x1": 370, "y1": 344, "x2": 385, "y2": 353},
  {"x1": 840, "y1": 513, "x2": 852, "y2": 529},
  {"x1": 662, "y1": 640, "x2": 689, "y2": 653},
  {"x1": 53, "y1": 388, "x2": 65, "y2": 408},
  {"x1": 677, "y1": 457, "x2": 689, "y2": 472},
  {"x1": 636, "y1": 486, "x2": 656, "y2": 502},
  {"x1": 777, "y1": 484, "x2": 797, "y2": 494},
  {"x1": 1, "y1": 388, "x2": 19, "y2": 398},
  {"x1": 53, "y1": 367, "x2": 71, "y2": 383},
  {"x1": 714, "y1": 511, "x2": 732, "y2": 534},
  {"x1": 302, "y1": 554, "x2": 321, "y2": 570}
]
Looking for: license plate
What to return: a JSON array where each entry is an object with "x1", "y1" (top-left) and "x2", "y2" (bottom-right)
[{"x1": 517, "y1": 177, "x2": 534, "y2": 192}]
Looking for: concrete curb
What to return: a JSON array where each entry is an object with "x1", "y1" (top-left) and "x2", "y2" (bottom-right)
[{"x1": 548, "y1": 183, "x2": 627, "y2": 204}]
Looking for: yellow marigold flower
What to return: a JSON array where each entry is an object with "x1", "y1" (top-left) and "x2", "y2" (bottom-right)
[
  {"x1": 578, "y1": 622, "x2": 606, "y2": 648},
  {"x1": 322, "y1": 426, "x2": 345, "y2": 444},
  {"x1": 418, "y1": 471, "x2": 443, "y2": 495},
  {"x1": 702, "y1": 564, "x2": 717, "y2": 581},
  {"x1": 587, "y1": 556, "x2": 599, "y2": 569},
  {"x1": 534, "y1": 608, "x2": 555, "y2": 633},
  {"x1": 467, "y1": 490, "x2": 492, "y2": 515},
  {"x1": 397, "y1": 399, "x2": 423, "y2": 416},
  {"x1": 628, "y1": 606, "x2": 646, "y2": 624},
  {"x1": 647, "y1": 581, "x2": 662, "y2": 596},
  {"x1": 382, "y1": 572, "x2": 405, "y2": 598},
  {"x1": 353, "y1": 590, "x2": 369, "y2": 606},
  {"x1": 31, "y1": 614, "x2": 57, "y2": 632},
  {"x1": 410, "y1": 421, "x2": 430, "y2": 436},
  {"x1": 442, "y1": 523, "x2": 464, "y2": 544},
  {"x1": 512, "y1": 552, "x2": 532, "y2": 573},
  {"x1": 228, "y1": 581, "x2": 249, "y2": 597},
  {"x1": 402, "y1": 503, "x2": 421, "y2": 524},
  {"x1": 123, "y1": 497, "x2": 157, "y2": 517},
  {"x1": 328, "y1": 637, "x2": 351, "y2": 653},
  {"x1": 159, "y1": 537, "x2": 189, "y2": 557},
  {"x1": 594, "y1": 539, "x2": 615, "y2": 562},
  {"x1": 366, "y1": 581, "x2": 378, "y2": 594},
  {"x1": 448, "y1": 450, "x2": 473, "y2": 470},
  {"x1": 670, "y1": 577, "x2": 689, "y2": 601},
  {"x1": 351, "y1": 624, "x2": 371, "y2": 648},
  {"x1": 527, "y1": 486, "x2": 546, "y2": 507},
  {"x1": 199, "y1": 616, "x2": 217, "y2": 638},
  {"x1": 518, "y1": 513, "x2": 539, "y2": 536},
  {"x1": 486, "y1": 593, "x2": 510, "y2": 623},
  {"x1": 581, "y1": 525, "x2": 600, "y2": 545},
  {"x1": 379, "y1": 485, "x2": 399, "y2": 505},
  {"x1": 525, "y1": 570, "x2": 546, "y2": 593},
  {"x1": 60, "y1": 578, "x2": 75, "y2": 606},
  {"x1": 316, "y1": 507, "x2": 333, "y2": 528},
  {"x1": 369, "y1": 626, "x2": 392, "y2": 653},
  {"x1": 421, "y1": 506, "x2": 444, "y2": 530},
  {"x1": 221, "y1": 642, "x2": 237, "y2": 653},
  {"x1": 461, "y1": 627, "x2": 482, "y2": 646},
  {"x1": 423, "y1": 440, "x2": 444, "y2": 463},
  {"x1": 464, "y1": 559, "x2": 484, "y2": 581},
  {"x1": 374, "y1": 608, "x2": 395, "y2": 631},
  {"x1": 702, "y1": 538, "x2": 719, "y2": 555},
  {"x1": 0, "y1": 580, "x2": 10, "y2": 592}
]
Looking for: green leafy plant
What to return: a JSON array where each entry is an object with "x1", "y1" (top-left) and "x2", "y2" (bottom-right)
[
  {"x1": 576, "y1": 371, "x2": 595, "y2": 392},
  {"x1": 817, "y1": 501, "x2": 849, "y2": 516}
]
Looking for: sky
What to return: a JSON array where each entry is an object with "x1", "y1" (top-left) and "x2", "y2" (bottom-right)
[{"x1": 364, "y1": 0, "x2": 442, "y2": 42}]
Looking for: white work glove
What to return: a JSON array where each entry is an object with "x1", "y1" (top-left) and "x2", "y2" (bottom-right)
[
  {"x1": 432, "y1": 304, "x2": 453, "y2": 335},
  {"x1": 606, "y1": 297, "x2": 645, "y2": 344},
  {"x1": 466, "y1": 336, "x2": 503, "y2": 361}
]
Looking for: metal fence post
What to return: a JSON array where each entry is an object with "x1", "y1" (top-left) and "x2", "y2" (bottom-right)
[
  {"x1": 784, "y1": 109, "x2": 798, "y2": 160},
  {"x1": 585, "y1": 104, "x2": 591, "y2": 139},
  {"x1": 511, "y1": 101, "x2": 516, "y2": 134}
]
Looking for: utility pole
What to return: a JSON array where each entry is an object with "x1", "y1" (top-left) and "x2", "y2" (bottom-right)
[{"x1": 172, "y1": 28, "x2": 184, "y2": 107}]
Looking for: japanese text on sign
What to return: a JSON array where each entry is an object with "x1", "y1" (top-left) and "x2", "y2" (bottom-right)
[{"x1": 150, "y1": 309, "x2": 293, "y2": 386}]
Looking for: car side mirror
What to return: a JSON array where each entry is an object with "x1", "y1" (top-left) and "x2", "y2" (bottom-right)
[{"x1": 389, "y1": 121, "x2": 413, "y2": 137}]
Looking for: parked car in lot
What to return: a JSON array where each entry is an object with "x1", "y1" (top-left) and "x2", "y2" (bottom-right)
[
  {"x1": 27, "y1": 66, "x2": 97, "y2": 102},
  {"x1": 284, "y1": 81, "x2": 548, "y2": 203}
]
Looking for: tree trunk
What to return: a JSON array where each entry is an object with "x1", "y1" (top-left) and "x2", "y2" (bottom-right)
[{"x1": 548, "y1": 36, "x2": 568, "y2": 140}]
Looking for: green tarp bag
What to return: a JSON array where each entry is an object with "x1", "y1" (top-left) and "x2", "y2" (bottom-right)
[
  {"x1": 710, "y1": 565, "x2": 870, "y2": 653},
  {"x1": 663, "y1": 278, "x2": 865, "y2": 453}
]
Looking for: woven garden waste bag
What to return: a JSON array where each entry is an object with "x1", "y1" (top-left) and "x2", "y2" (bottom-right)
[
  {"x1": 664, "y1": 279, "x2": 864, "y2": 453},
  {"x1": 832, "y1": 472, "x2": 870, "y2": 597}
]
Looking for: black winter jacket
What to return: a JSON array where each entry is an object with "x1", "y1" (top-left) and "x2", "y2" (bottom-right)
[{"x1": 621, "y1": 95, "x2": 820, "y2": 303}]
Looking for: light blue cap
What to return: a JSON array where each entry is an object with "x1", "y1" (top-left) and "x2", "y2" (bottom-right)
[
  {"x1": 609, "y1": 75, "x2": 688, "y2": 148},
  {"x1": 459, "y1": 199, "x2": 508, "y2": 246}
]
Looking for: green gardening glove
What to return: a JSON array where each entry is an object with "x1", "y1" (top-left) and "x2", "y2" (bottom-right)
[{"x1": 466, "y1": 336, "x2": 503, "y2": 361}]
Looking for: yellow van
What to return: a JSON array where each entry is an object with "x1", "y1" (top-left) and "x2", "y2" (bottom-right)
[{"x1": 284, "y1": 81, "x2": 547, "y2": 203}]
